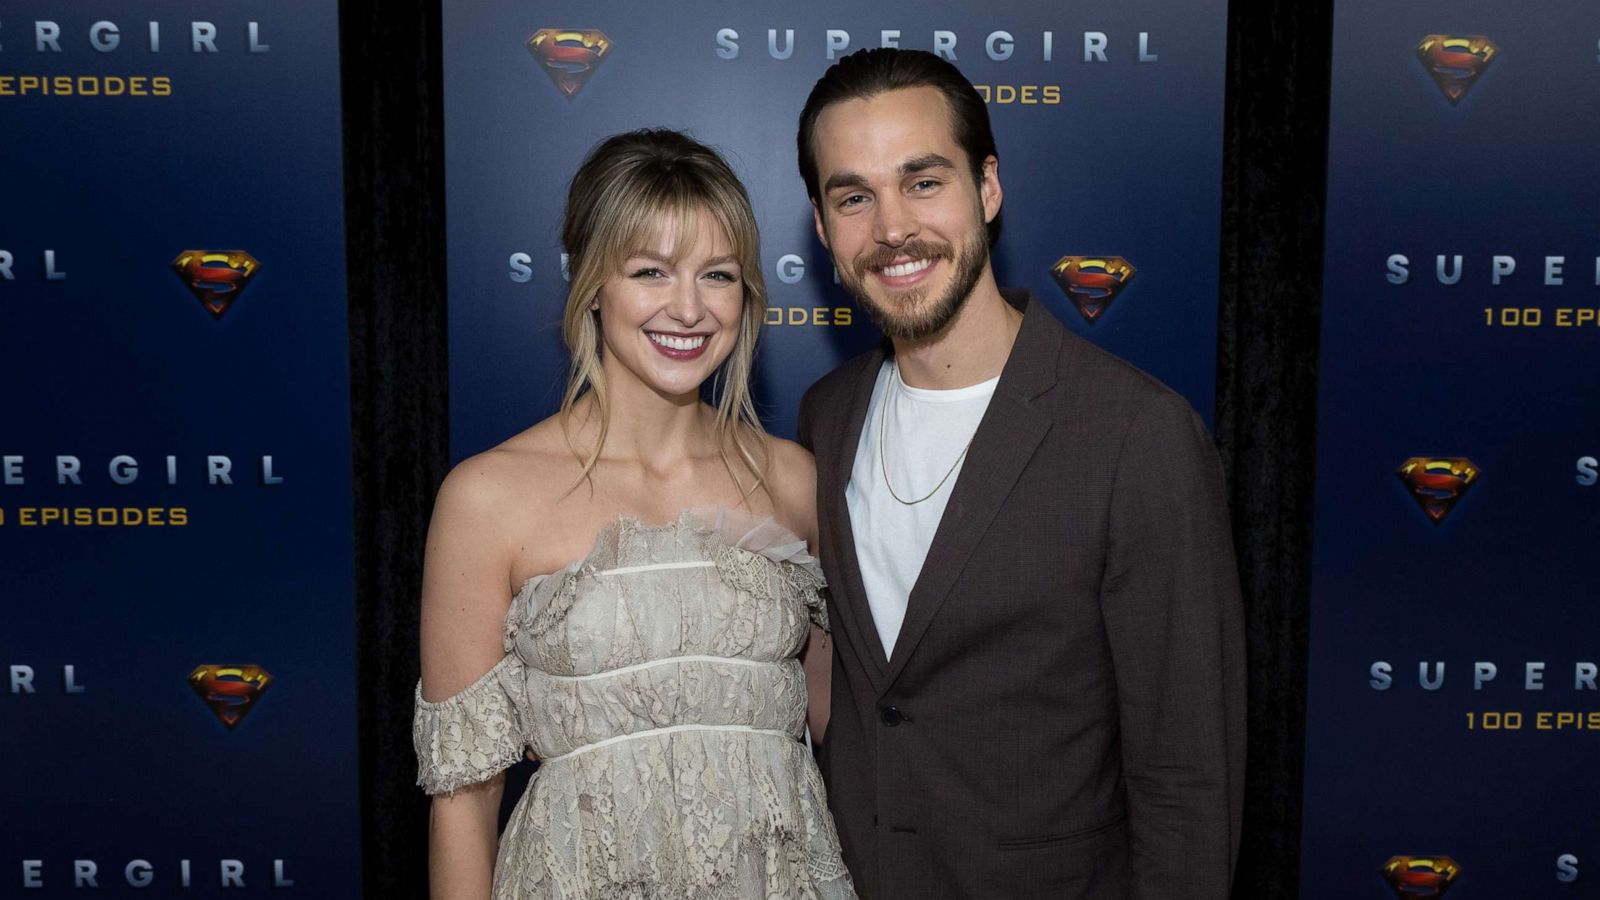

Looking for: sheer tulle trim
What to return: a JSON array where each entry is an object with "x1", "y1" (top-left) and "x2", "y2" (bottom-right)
[{"x1": 506, "y1": 508, "x2": 828, "y2": 647}]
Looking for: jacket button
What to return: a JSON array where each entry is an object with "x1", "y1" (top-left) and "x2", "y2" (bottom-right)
[{"x1": 879, "y1": 706, "x2": 903, "y2": 727}]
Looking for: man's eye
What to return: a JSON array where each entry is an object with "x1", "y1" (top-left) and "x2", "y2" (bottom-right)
[
  {"x1": 912, "y1": 179, "x2": 940, "y2": 191},
  {"x1": 839, "y1": 194, "x2": 867, "y2": 208}
]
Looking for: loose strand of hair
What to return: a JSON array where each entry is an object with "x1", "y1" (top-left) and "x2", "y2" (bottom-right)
[
  {"x1": 714, "y1": 325, "x2": 770, "y2": 505},
  {"x1": 558, "y1": 311, "x2": 609, "y2": 499}
]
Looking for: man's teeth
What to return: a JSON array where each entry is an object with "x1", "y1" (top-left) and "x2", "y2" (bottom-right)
[
  {"x1": 649, "y1": 333, "x2": 707, "y2": 351},
  {"x1": 880, "y1": 258, "x2": 933, "y2": 278}
]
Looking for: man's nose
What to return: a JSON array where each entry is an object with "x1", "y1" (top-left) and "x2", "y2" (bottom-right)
[{"x1": 872, "y1": 193, "x2": 917, "y2": 248}]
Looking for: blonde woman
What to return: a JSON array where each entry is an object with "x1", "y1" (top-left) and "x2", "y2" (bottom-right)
[{"x1": 413, "y1": 130, "x2": 856, "y2": 899}]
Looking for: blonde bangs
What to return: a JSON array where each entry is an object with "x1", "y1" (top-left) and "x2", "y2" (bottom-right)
[{"x1": 593, "y1": 180, "x2": 757, "y2": 279}]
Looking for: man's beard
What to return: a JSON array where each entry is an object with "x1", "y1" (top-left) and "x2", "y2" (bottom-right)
[{"x1": 839, "y1": 228, "x2": 988, "y2": 341}]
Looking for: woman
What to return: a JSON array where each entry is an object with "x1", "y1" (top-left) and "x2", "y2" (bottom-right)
[{"x1": 413, "y1": 129, "x2": 855, "y2": 899}]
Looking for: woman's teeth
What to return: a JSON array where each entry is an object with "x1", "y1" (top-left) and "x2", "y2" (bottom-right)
[
  {"x1": 648, "y1": 333, "x2": 707, "y2": 351},
  {"x1": 880, "y1": 258, "x2": 933, "y2": 278}
]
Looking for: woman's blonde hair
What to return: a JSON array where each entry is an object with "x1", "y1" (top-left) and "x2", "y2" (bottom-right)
[{"x1": 559, "y1": 129, "x2": 769, "y2": 497}]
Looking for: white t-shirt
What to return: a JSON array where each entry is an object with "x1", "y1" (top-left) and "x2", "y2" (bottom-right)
[{"x1": 846, "y1": 360, "x2": 999, "y2": 658}]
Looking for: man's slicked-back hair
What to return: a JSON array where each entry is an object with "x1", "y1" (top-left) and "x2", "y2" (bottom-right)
[{"x1": 797, "y1": 48, "x2": 1000, "y2": 240}]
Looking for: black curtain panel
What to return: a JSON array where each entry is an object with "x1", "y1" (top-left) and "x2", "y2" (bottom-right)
[
  {"x1": 1214, "y1": 1, "x2": 1333, "y2": 898},
  {"x1": 340, "y1": 0, "x2": 448, "y2": 897},
  {"x1": 339, "y1": 1, "x2": 1333, "y2": 896}
]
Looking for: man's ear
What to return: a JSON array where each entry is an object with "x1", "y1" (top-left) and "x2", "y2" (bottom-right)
[
  {"x1": 811, "y1": 199, "x2": 831, "y2": 250},
  {"x1": 980, "y1": 155, "x2": 1002, "y2": 224}
]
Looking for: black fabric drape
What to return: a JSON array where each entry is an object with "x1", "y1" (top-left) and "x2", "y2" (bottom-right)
[
  {"x1": 341, "y1": 0, "x2": 448, "y2": 896},
  {"x1": 340, "y1": 1, "x2": 1332, "y2": 896},
  {"x1": 1216, "y1": 2, "x2": 1332, "y2": 897}
]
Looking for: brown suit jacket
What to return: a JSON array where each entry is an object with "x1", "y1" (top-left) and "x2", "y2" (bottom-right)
[{"x1": 797, "y1": 294, "x2": 1245, "y2": 899}]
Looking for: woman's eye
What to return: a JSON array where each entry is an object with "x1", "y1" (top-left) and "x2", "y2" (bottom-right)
[
  {"x1": 630, "y1": 267, "x2": 665, "y2": 279},
  {"x1": 705, "y1": 270, "x2": 739, "y2": 283}
]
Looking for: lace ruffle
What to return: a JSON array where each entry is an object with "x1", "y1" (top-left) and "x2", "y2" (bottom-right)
[
  {"x1": 493, "y1": 729, "x2": 854, "y2": 898},
  {"x1": 413, "y1": 654, "x2": 527, "y2": 795},
  {"x1": 506, "y1": 509, "x2": 829, "y2": 651},
  {"x1": 703, "y1": 507, "x2": 829, "y2": 632}
]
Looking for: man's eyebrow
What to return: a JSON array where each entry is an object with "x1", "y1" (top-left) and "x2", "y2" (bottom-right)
[
  {"x1": 823, "y1": 171, "x2": 869, "y2": 194},
  {"x1": 822, "y1": 155, "x2": 957, "y2": 195},
  {"x1": 899, "y1": 154, "x2": 957, "y2": 175}
]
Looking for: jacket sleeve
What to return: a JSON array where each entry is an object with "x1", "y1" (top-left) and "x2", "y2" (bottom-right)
[{"x1": 1099, "y1": 391, "x2": 1246, "y2": 899}]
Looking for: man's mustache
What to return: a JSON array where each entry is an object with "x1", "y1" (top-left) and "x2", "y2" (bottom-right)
[{"x1": 852, "y1": 239, "x2": 955, "y2": 281}]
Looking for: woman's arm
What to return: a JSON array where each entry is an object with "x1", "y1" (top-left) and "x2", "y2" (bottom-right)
[
  {"x1": 767, "y1": 437, "x2": 831, "y2": 744},
  {"x1": 801, "y1": 624, "x2": 833, "y2": 744},
  {"x1": 429, "y1": 777, "x2": 504, "y2": 899},
  {"x1": 419, "y1": 461, "x2": 519, "y2": 899}
]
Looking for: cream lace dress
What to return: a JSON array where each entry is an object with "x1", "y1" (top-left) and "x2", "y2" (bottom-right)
[{"x1": 413, "y1": 509, "x2": 857, "y2": 899}]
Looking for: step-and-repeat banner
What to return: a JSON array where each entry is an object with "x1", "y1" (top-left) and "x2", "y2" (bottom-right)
[
  {"x1": 1302, "y1": 3, "x2": 1599, "y2": 897},
  {"x1": 445, "y1": 0, "x2": 1229, "y2": 457},
  {"x1": 0, "y1": 3, "x2": 361, "y2": 896}
]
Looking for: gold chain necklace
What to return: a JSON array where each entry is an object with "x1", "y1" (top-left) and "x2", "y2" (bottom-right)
[{"x1": 877, "y1": 366, "x2": 975, "y2": 506}]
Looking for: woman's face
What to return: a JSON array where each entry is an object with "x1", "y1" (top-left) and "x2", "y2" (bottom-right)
[{"x1": 595, "y1": 210, "x2": 746, "y2": 402}]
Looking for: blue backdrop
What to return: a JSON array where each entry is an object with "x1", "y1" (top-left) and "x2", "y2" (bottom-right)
[
  {"x1": 444, "y1": 0, "x2": 1229, "y2": 459},
  {"x1": 1301, "y1": 2, "x2": 1600, "y2": 896},
  {"x1": 0, "y1": 2, "x2": 360, "y2": 895}
]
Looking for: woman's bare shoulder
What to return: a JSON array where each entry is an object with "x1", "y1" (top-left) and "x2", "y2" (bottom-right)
[
  {"x1": 760, "y1": 435, "x2": 817, "y2": 545},
  {"x1": 433, "y1": 418, "x2": 580, "y2": 541}
]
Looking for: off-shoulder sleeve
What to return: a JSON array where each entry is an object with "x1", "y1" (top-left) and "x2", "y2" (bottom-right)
[
  {"x1": 743, "y1": 523, "x2": 830, "y2": 632},
  {"x1": 412, "y1": 653, "x2": 526, "y2": 796},
  {"x1": 775, "y1": 558, "x2": 829, "y2": 632},
  {"x1": 703, "y1": 507, "x2": 832, "y2": 632},
  {"x1": 802, "y1": 581, "x2": 831, "y2": 632}
]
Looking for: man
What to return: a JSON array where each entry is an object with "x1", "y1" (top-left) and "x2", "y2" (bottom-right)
[{"x1": 794, "y1": 48, "x2": 1245, "y2": 899}]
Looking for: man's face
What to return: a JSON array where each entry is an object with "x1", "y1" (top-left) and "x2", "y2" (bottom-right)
[{"x1": 809, "y1": 86, "x2": 1001, "y2": 340}]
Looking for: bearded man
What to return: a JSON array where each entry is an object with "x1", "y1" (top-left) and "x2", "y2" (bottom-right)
[{"x1": 795, "y1": 48, "x2": 1245, "y2": 899}]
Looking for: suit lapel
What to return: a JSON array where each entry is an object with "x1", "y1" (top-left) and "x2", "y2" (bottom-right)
[
  {"x1": 881, "y1": 297, "x2": 1062, "y2": 691},
  {"x1": 821, "y1": 345, "x2": 893, "y2": 684}
]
